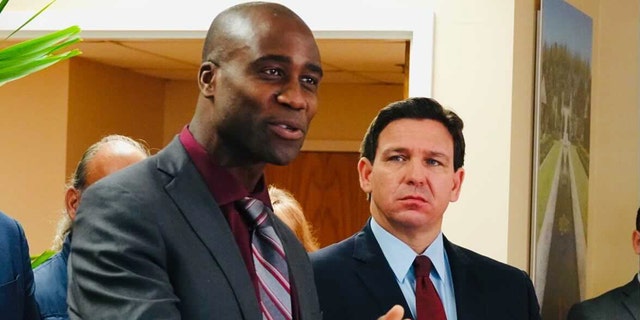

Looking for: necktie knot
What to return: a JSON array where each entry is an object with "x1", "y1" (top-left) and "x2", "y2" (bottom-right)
[
  {"x1": 238, "y1": 197, "x2": 268, "y2": 228},
  {"x1": 413, "y1": 255, "x2": 433, "y2": 278}
]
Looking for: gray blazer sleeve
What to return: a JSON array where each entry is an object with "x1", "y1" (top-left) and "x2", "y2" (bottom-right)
[{"x1": 67, "y1": 182, "x2": 180, "y2": 320}]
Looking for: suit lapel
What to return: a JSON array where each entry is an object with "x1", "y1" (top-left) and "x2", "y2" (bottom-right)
[
  {"x1": 353, "y1": 222, "x2": 413, "y2": 319},
  {"x1": 158, "y1": 139, "x2": 260, "y2": 320},
  {"x1": 445, "y1": 237, "x2": 486, "y2": 320},
  {"x1": 620, "y1": 278, "x2": 640, "y2": 319}
]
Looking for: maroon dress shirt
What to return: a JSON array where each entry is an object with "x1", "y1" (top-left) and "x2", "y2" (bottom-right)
[{"x1": 178, "y1": 126, "x2": 299, "y2": 318}]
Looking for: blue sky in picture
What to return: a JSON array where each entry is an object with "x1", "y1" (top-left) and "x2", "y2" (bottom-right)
[{"x1": 542, "y1": 0, "x2": 593, "y2": 63}]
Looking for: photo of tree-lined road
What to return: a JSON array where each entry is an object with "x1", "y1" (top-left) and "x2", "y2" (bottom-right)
[{"x1": 533, "y1": 0, "x2": 592, "y2": 319}]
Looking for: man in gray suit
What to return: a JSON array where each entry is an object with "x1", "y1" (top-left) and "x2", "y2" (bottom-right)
[
  {"x1": 67, "y1": 2, "x2": 323, "y2": 319},
  {"x1": 567, "y1": 207, "x2": 640, "y2": 320}
]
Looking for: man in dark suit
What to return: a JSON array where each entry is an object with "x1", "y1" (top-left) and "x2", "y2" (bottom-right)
[
  {"x1": 0, "y1": 210, "x2": 39, "y2": 320},
  {"x1": 567, "y1": 207, "x2": 640, "y2": 320},
  {"x1": 311, "y1": 97, "x2": 541, "y2": 320},
  {"x1": 67, "y1": 2, "x2": 323, "y2": 319}
]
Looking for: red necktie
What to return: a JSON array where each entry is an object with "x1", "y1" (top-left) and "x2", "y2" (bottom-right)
[
  {"x1": 413, "y1": 255, "x2": 447, "y2": 320},
  {"x1": 239, "y1": 197, "x2": 292, "y2": 320}
]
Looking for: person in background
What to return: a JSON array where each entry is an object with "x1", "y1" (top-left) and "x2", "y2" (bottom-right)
[
  {"x1": 67, "y1": 2, "x2": 326, "y2": 319},
  {"x1": 34, "y1": 134, "x2": 149, "y2": 320},
  {"x1": 311, "y1": 97, "x2": 541, "y2": 320},
  {"x1": 567, "y1": 207, "x2": 640, "y2": 320},
  {"x1": 0, "y1": 210, "x2": 39, "y2": 320},
  {"x1": 269, "y1": 185, "x2": 320, "y2": 252}
]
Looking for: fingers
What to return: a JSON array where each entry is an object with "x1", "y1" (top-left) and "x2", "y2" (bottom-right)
[{"x1": 377, "y1": 305, "x2": 406, "y2": 320}]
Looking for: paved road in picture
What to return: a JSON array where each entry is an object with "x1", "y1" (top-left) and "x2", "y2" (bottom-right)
[{"x1": 541, "y1": 150, "x2": 580, "y2": 320}]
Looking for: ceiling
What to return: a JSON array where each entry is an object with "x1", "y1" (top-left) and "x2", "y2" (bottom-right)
[{"x1": 71, "y1": 38, "x2": 408, "y2": 85}]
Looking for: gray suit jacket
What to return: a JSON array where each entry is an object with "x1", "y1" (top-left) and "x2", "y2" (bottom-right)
[
  {"x1": 311, "y1": 220, "x2": 541, "y2": 320},
  {"x1": 568, "y1": 276, "x2": 640, "y2": 320},
  {"x1": 68, "y1": 137, "x2": 321, "y2": 320}
]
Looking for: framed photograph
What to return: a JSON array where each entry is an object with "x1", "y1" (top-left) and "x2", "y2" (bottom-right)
[{"x1": 531, "y1": 0, "x2": 593, "y2": 318}]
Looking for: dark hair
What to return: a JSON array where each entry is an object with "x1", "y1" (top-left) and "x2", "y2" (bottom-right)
[
  {"x1": 636, "y1": 207, "x2": 639, "y2": 231},
  {"x1": 360, "y1": 97, "x2": 465, "y2": 171},
  {"x1": 69, "y1": 135, "x2": 150, "y2": 190}
]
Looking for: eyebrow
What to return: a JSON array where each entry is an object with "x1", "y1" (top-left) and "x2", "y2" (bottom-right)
[
  {"x1": 428, "y1": 151, "x2": 450, "y2": 161},
  {"x1": 381, "y1": 147, "x2": 407, "y2": 155},
  {"x1": 382, "y1": 147, "x2": 450, "y2": 160},
  {"x1": 379, "y1": 147, "x2": 409, "y2": 158},
  {"x1": 306, "y1": 62, "x2": 323, "y2": 77},
  {"x1": 253, "y1": 55, "x2": 324, "y2": 77}
]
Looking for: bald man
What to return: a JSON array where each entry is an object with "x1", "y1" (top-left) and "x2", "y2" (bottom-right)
[
  {"x1": 68, "y1": 2, "x2": 324, "y2": 319},
  {"x1": 34, "y1": 135, "x2": 149, "y2": 320}
]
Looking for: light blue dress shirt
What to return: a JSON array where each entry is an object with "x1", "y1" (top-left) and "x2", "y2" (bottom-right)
[{"x1": 371, "y1": 218, "x2": 457, "y2": 320}]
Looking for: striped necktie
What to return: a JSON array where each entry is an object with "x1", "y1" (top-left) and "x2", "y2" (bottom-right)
[
  {"x1": 414, "y1": 255, "x2": 447, "y2": 320},
  {"x1": 239, "y1": 197, "x2": 292, "y2": 320}
]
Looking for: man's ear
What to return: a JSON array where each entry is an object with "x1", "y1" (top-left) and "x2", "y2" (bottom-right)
[
  {"x1": 632, "y1": 230, "x2": 640, "y2": 255},
  {"x1": 65, "y1": 187, "x2": 81, "y2": 221},
  {"x1": 357, "y1": 157, "x2": 373, "y2": 194},
  {"x1": 449, "y1": 167, "x2": 465, "y2": 202},
  {"x1": 198, "y1": 61, "x2": 217, "y2": 98}
]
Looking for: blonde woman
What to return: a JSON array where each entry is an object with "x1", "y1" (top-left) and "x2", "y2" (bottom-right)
[{"x1": 268, "y1": 185, "x2": 320, "y2": 252}]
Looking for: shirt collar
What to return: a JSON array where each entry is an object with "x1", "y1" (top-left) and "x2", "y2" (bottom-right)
[
  {"x1": 370, "y1": 218, "x2": 447, "y2": 283},
  {"x1": 178, "y1": 125, "x2": 270, "y2": 206},
  {"x1": 422, "y1": 231, "x2": 446, "y2": 281}
]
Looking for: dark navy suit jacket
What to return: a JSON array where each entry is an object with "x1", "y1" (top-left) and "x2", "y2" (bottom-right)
[
  {"x1": 0, "y1": 211, "x2": 40, "y2": 320},
  {"x1": 34, "y1": 235, "x2": 71, "y2": 320},
  {"x1": 310, "y1": 221, "x2": 541, "y2": 320},
  {"x1": 568, "y1": 277, "x2": 639, "y2": 320}
]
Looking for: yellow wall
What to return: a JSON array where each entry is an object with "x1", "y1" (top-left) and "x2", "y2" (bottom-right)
[
  {"x1": 160, "y1": 80, "x2": 405, "y2": 148},
  {"x1": 308, "y1": 83, "x2": 404, "y2": 141},
  {"x1": 573, "y1": 0, "x2": 640, "y2": 297},
  {"x1": 163, "y1": 80, "x2": 198, "y2": 146},
  {"x1": 0, "y1": 62, "x2": 70, "y2": 254},
  {"x1": 0, "y1": 58, "x2": 167, "y2": 254},
  {"x1": 67, "y1": 58, "x2": 166, "y2": 170}
]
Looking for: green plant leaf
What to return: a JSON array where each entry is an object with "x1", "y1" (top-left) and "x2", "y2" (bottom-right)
[
  {"x1": 0, "y1": 45, "x2": 80, "y2": 74},
  {"x1": 0, "y1": 34, "x2": 81, "y2": 68},
  {"x1": 0, "y1": 48, "x2": 80, "y2": 86},
  {"x1": 0, "y1": 25, "x2": 81, "y2": 61},
  {"x1": 5, "y1": 0, "x2": 57, "y2": 40},
  {"x1": 0, "y1": 0, "x2": 82, "y2": 87},
  {"x1": 0, "y1": 0, "x2": 9, "y2": 16},
  {"x1": 30, "y1": 249, "x2": 56, "y2": 269}
]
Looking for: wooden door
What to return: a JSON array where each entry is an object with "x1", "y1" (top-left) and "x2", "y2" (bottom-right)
[{"x1": 265, "y1": 151, "x2": 370, "y2": 248}]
